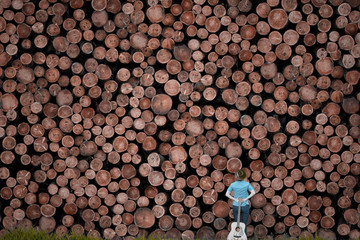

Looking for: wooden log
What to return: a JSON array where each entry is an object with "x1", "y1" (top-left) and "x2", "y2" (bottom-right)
[
  {"x1": 196, "y1": 226, "x2": 215, "y2": 240},
  {"x1": 39, "y1": 216, "x2": 56, "y2": 232},
  {"x1": 0, "y1": 0, "x2": 359, "y2": 238},
  {"x1": 159, "y1": 215, "x2": 173, "y2": 231}
]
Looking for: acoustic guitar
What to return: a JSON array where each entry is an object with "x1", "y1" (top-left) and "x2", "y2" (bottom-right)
[{"x1": 227, "y1": 198, "x2": 247, "y2": 240}]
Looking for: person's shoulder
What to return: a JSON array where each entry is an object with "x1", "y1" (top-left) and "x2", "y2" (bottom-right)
[
  {"x1": 238, "y1": 181, "x2": 250, "y2": 186},
  {"x1": 229, "y1": 181, "x2": 239, "y2": 187},
  {"x1": 247, "y1": 181, "x2": 254, "y2": 188}
]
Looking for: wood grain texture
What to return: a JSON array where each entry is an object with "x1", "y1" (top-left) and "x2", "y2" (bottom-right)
[{"x1": 0, "y1": 0, "x2": 359, "y2": 239}]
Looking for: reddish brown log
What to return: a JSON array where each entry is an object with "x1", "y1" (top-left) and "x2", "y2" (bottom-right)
[
  {"x1": 0, "y1": 1, "x2": 359, "y2": 239},
  {"x1": 134, "y1": 208, "x2": 155, "y2": 228}
]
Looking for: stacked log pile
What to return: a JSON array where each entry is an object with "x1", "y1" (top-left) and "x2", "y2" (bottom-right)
[{"x1": 0, "y1": 0, "x2": 359, "y2": 239}]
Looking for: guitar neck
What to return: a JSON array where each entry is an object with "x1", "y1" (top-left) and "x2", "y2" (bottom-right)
[{"x1": 237, "y1": 198, "x2": 241, "y2": 227}]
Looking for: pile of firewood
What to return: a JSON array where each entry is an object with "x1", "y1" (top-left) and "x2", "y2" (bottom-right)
[{"x1": 0, "y1": 0, "x2": 359, "y2": 239}]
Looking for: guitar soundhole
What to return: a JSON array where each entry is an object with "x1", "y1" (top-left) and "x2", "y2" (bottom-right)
[{"x1": 236, "y1": 227, "x2": 240, "y2": 231}]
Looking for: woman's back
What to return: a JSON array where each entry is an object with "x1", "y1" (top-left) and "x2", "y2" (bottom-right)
[{"x1": 228, "y1": 180, "x2": 253, "y2": 206}]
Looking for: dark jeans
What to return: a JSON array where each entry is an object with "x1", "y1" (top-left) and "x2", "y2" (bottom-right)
[{"x1": 233, "y1": 205, "x2": 250, "y2": 234}]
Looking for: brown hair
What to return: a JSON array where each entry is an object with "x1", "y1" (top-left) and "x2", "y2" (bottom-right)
[{"x1": 235, "y1": 169, "x2": 246, "y2": 181}]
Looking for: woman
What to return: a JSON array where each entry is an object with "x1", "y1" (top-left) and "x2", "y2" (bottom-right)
[{"x1": 226, "y1": 169, "x2": 255, "y2": 234}]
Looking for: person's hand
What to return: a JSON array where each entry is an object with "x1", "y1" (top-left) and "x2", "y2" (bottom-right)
[{"x1": 236, "y1": 197, "x2": 243, "y2": 203}]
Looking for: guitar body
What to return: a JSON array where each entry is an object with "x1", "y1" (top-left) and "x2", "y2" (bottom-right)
[
  {"x1": 227, "y1": 221, "x2": 247, "y2": 240},
  {"x1": 227, "y1": 199, "x2": 247, "y2": 240}
]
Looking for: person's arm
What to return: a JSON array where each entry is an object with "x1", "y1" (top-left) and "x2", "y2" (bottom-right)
[
  {"x1": 225, "y1": 185, "x2": 240, "y2": 203},
  {"x1": 241, "y1": 183, "x2": 255, "y2": 203},
  {"x1": 226, "y1": 191, "x2": 239, "y2": 202},
  {"x1": 242, "y1": 189, "x2": 255, "y2": 202}
]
